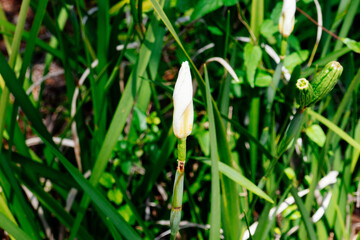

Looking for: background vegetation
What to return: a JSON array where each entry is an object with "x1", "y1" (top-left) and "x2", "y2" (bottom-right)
[{"x1": 0, "y1": 0, "x2": 359, "y2": 239}]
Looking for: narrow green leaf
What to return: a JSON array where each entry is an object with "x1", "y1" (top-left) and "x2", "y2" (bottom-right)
[
  {"x1": 307, "y1": 108, "x2": 360, "y2": 151},
  {"x1": 19, "y1": 175, "x2": 93, "y2": 240},
  {"x1": 71, "y1": 16, "x2": 160, "y2": 239},
  {"x1": 33, "y1": 128, "x2": 141, "y2": 240},
  {"x1": 0, "y1": 18, "x2": 63, "y2": 60},
  {"x1": 351, "y1": 120, "x2": 360, "y2": 172},
  {"x1": 19, "y1": 0, "x2": 49, "y2": 82},
  {"x1": 203, "y1": 161, "x2": 274, "y2": 203},
  {"x1": 277, "y1": 110, "x2": 305, "y2": 156},
  {"x1": 290, "y1": 187, "x2": 317, "y2": 240},
  {"x1": 204, "y1": 66, "x2": 221, "y2": 239},
  {"x1": 222, "y1": 114, "x2": 276, "y2": 161},
  {"x1": 0, "y1": 53, "x2": 54, "y2": 142},
  {"x1": 0, "y1": 193, "x2": 16, "y2": 224},
  {"x1": 334, "y1": 0, "x2": 360, "y2": 50},
  {"x1": 266, "y1": 61, "x2": 283, "y2": 107},
  {"x1": 341, "y1": 38, "x2": 360, "y2": 53},
  {"x1": 250, "y1": 0, "x2": 264, "y2": 39},
  {"x1": 0, "y1": 212, "x2": 32, "y2": 240}
]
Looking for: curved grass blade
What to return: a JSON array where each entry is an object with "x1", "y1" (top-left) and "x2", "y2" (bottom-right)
[
  {"x1": 307, "y1": 108, "x2": 360, "y2": 151},
  {"x1": 0, "y1": 212, "x2": 32, "y2": 240},
  {"x1": 7, "y1": 0, "x2": 49, "y2": 175},
  {"x1": 222, "y1": 114, "x2": 276, "y2": 161},
  {"x1": 0, "y1": 155, "x2": 42, "y2": 239},
  {"x1": 0, "y1": 19, "x2": 63, "y2": 60},
  {"x1": 20, "y1": 175, "x2": 93, "y2": 240},
  {"x1": 0, "y1": 53, "x2": 54, "y2": 143},
  {"x1": 290, "y1": 187, "x2": 317, "y2": 240},
  {"x1": 204, "y1": 65, "x2": 221, "y2": 239},
  {"x1": 203, "y1": 160, "x2": 274, "y2": 204},
  {"x1": 32, "y1": 128, "x2": 141, "y2": 240},
  {"x1": 0, "y1": 0, "x2": 43, "y2": 237},
  {"x1": 70, "y1": 17, "x2": 160, "y2": 239}
]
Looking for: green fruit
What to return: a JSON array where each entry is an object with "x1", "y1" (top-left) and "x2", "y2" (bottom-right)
[
  {"x1": 309, "y1": 61, "x2": 343, "y2": 105},
  {"x1": 296, "y1": 78, "x2": 313, "y2": 108}
]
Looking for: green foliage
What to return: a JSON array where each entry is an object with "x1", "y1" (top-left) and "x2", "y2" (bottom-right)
[
  {"x1": 0, "y1": 0, "x2": 359, "y2": 239},
  {"x1": 244, "y1": 43, "x2": 262, "y2": 87}
]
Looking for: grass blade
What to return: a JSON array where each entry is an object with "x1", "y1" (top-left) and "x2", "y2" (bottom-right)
[
  {"x1": 203, "y1": 160, "x2": 273, "y2": 204},
  {"x1": 204, "y1": 65, "x2": 221, "y2": 239},
  {"x1": 0, "y1": 212, "x2": 32, "y2": 240},
  {"x1": 307, "y1": 108, "x2": 360, "y2": 151},
  {"x1": 290, "y1": 187, "x2": 317, "y2": 240},
  {"x1": 70, "y1": 16, "x2": 161, "y2": 238},
  {"x1": 33, "y1": 128, "x2": 141, "y2": 239}
]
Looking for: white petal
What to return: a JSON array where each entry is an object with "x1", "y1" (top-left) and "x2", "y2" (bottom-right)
[{"x1": 279, "y1": 0, "x2": 296, "y2": 37}]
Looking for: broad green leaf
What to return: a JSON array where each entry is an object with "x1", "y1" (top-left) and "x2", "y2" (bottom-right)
[
  {"x1": 118, "y1": 205, "x2": 136, "y2": 225},
  {"x1": 207, "y1": 25, "x2": 223, "y2": 36},
  {"x1": 305, "y1": 124, "x2": 326, "y2": 147},
  {"x1": 255, "y1": 71, "x2": 272, "y2": 87},
  {"x1": 341, "y1": 38, "x2": 360, "y2": 53},
  {"x1": 107, "y1": 189, "x2": 123, "y2": 205},
  {"x1": 260, "y1": 19, "x2": 278, "y2": 39},
  {"x1": 284, "y1": 50, "x2": 309, "y2": 73},
  {"x1": 194, "y1": 129, "x2": 210, "y2": 156},
  {"x1": 133, "y1": 106, "x2": 148, "y2": 132},
  {"x1": 191, "y1": 0, "x2": 238, "y2": 20},
  {"x1": 99, "y1": 172, "x2": 115, "y2": 188},
  {"x1": 203, "y1": 160, "x2": 274, "y2": 203},
  {"x1": 244, "y1": 43, "x2": 262, "y2": 88},
  {"x1": 284, "y1": 167, "x2": 296, "y2": 180}
]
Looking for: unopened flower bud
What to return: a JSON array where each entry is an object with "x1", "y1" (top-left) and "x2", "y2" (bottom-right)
[
  {"x1": 309, "y1": 61, "x2": 343, "y2": 105},
  {"x1": 279, "y1": 0, "x2": 296, "y2": 38},
  {"x1": 173, "y1": 61, "x2": 194, "y2": 139}
]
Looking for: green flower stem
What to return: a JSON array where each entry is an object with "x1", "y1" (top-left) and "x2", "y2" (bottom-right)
[
  {"x1": 170, "y1": 137, "x2": 186, "y2": 239},
  {"x1": 280, "y1": 38, "x2": 288, "y2": 59}
]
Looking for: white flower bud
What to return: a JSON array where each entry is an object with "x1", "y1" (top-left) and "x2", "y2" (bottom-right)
[
  {"x1": 173, "y1": 61, "x2": 194, "y2": 139},
  {"x1": 279, "y1": 0, "x2": 296, "y2": 38}
]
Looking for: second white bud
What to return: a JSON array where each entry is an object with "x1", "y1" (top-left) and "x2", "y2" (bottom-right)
[{"x1": 279, "y1": 0, "x2": 296, "y2": 38}]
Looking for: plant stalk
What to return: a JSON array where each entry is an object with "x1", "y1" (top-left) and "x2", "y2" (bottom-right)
[{"x1": 170, "y1": 137, "x2": 187, "y2": 239}]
